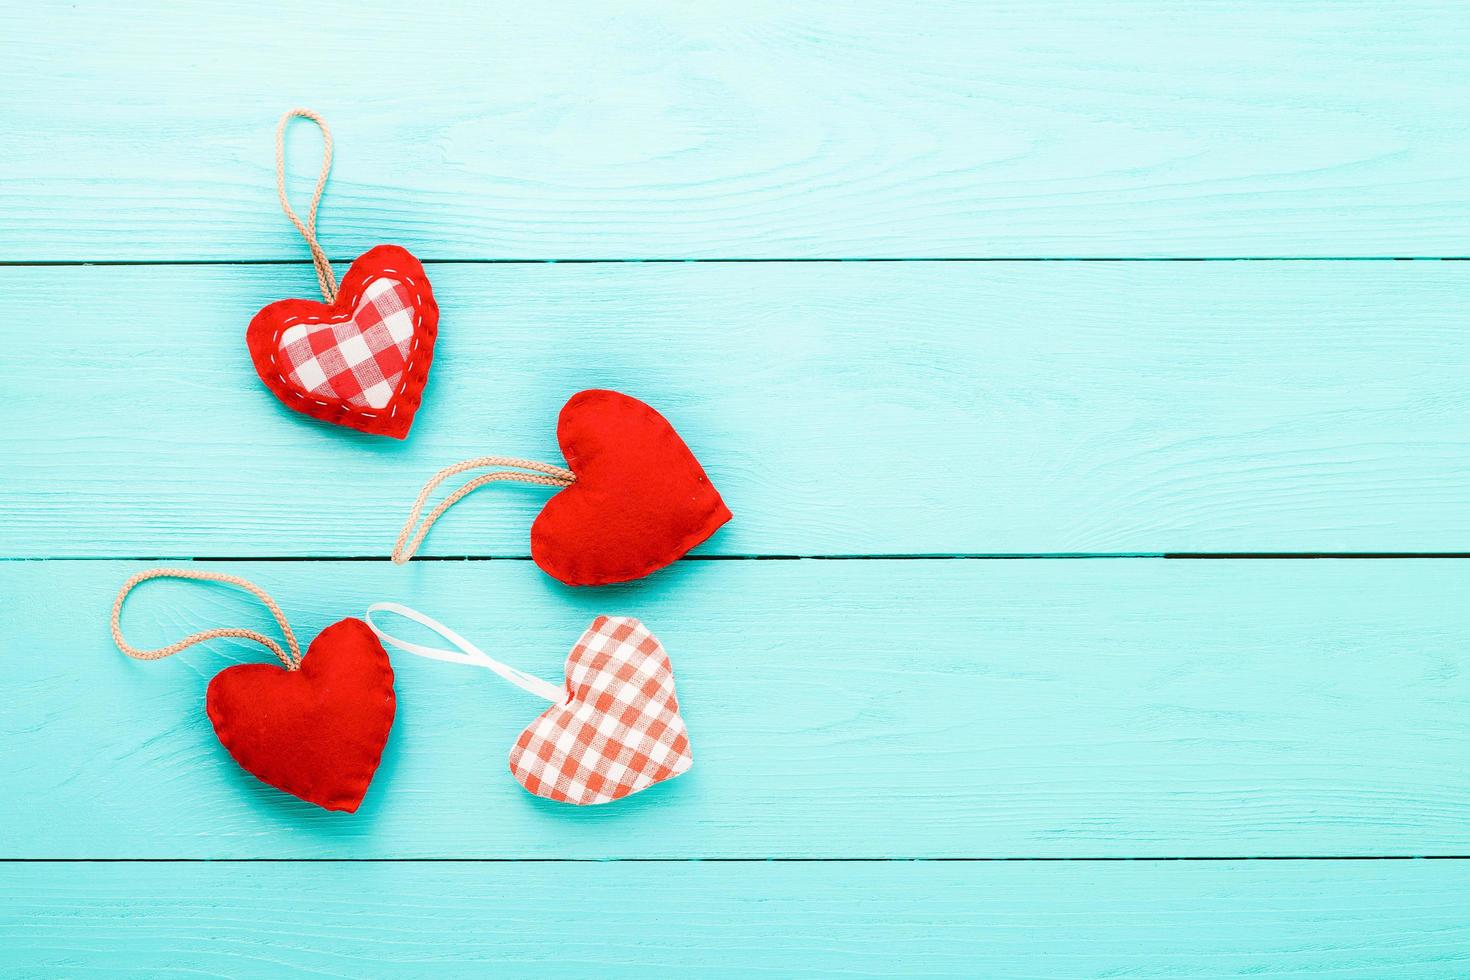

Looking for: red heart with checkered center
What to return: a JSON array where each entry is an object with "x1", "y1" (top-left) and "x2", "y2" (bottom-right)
[
  {"x1": 509, "y1": 616, "x2": 691, "y2": 805},
  {"x1": 205, "y1": 617, "x2": 396, "y2": 812},
  {"x1": 531, "y1": 390, "x2": 732, "y2": 586},
  {"x1": 246, "y1": 245, "x2": 439, "y2": 439}
]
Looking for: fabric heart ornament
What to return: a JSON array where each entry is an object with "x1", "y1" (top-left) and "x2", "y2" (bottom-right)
[
  {"x1": 392, "y1": 389, "x2": 731, "y2": 585},
  {"x1": 532, "y1": 389, "x2": 732, "y2": 585},
  {"x1": 509, "y1": 615, "x2": 691, "y2": 803},
  {"x1": 206, "y1": 617, "x2": 395, "y2": 811},
  {"x1": 111, "y1": 569, "x2": 395, "y2": 812},
  {"x1": 367, "y1": 603, "x2": 693, "y2": 805},
  {"x1": 247, "y1": 245, "x2": 438, "y2": 438},
  {"x1": 247, "y1": 109, "x2": 438, "y2": 438}
]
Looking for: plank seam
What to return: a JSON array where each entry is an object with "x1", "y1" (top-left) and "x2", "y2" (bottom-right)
[
  {"x1": 3, "y1": 257, "x2": 1469, "y2": 267},
  {"x1": 3, "y1": 856, "x2": 1469, "y2": 863},
  {"x1": 9, "y1": 554, "x2": 1470, "y2": 563}
]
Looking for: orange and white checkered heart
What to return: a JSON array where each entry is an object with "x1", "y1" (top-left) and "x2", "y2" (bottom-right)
[
  {"x1": 510, "y1": 616, "x2": 693, "y2": 805},
  {"x1": 278, "y1": 278, "x2": 417, "y2": 410}
]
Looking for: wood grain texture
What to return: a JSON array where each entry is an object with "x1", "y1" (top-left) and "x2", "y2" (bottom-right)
[
  {"x1": 4, "y1": 2, "x2": 1470, "y2": 260},
  {"x1": 4, "y1": 861, "x2": 1469, "y2": 978},
  {"x1": 4, "y1": 558, "x2": 1468, "y2": 859},
  {"x1": 5, "y1": 261, "x2": 1468, "y2": 557}
]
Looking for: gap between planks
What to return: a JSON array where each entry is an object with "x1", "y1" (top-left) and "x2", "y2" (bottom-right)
[
  {"x1": 3, "y1": 257, "x2": 1470, "y2": 267},
  {"x1": 8, "y1": 554, "x2": 1470, "y2": 562},
  {"x1": 4, "y1": 856, "x2": 1470, "y2": 864}
]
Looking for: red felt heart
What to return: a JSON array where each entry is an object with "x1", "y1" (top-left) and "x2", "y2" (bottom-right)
[
  {"x1": 205, "y1": 617, "x2": 395, "y2": 812},
  {"x1": 246, "y1": 245, "x2": 438, "y2": 438},
  {"x1": 531, "y1": 390, "x2": 732, "y2": 586}
]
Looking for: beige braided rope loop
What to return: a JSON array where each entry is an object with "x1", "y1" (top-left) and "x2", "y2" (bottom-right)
[
  {"x1": 111, "y1": 568, "x2": 303, "y2": 671},
  {"x1": 392, "y1": 457, "x2": 575, "y2": 564},
  {"x1": 275, "y1": 108, "x2": 338, "y2": 303}
]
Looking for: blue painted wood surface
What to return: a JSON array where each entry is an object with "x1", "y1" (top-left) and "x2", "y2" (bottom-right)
[
  {"x1": 4, "y1": 2, "x2": 1470, "y2": 259},
  {"x1": 4, "y1": 862, "x2": 1469, "y2": 978},
  {"x1": 2, "y1": 1, "x2": 1468, "y2": 975},
  {"x1": 5, "y1": 559, "x2": 1468, "y2": 858},
  {"x1": 6, "y1": 262, "x2": 1470, "y2": 556}
]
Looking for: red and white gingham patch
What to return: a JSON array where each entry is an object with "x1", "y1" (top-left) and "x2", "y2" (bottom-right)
[
  {"x1": 278, "y1": 277, "x2": 416, "y2": 410},
  {"x1": 510, "y1": 616, "x2": 692, "y2": 805}
]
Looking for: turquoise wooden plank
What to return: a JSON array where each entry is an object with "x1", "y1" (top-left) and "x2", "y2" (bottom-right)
[
  {"x1": 3, "y1": 558, "x2": 1467, "y2": 858},
  {"x1": 3, "y1": 860, "x2": 1468, "y2": 977},
  {"x1": 4, "y1": 2, "x2": 1470, "y2": 260},
  {"x1": 5, "y1": 261, "x2": 1469, "y2": 557}
]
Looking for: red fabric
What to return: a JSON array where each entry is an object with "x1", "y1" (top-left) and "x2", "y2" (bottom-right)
[
  {"x1": 205, "y1": 618, "x2": 395, "y2": 812},
  {"x1": 532, "y1": 390, "x2": 732, "y2": 586},
  {"x1": 510, "y1": 616, "x2": 692, "y2": 805},
  {"x1": 276, "y1": 278, "x2": 415, "y2": 410},
  {"x1": 246, "y1": 245, "x2": 438, "y2": 438}
]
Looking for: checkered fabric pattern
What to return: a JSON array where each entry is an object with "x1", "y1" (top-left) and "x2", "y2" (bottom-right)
[
  {"x1": 510, "y1": 616, "x2": 692, "y2": 805},
  {"x1": 278, "y1": 278, "x2": 416, "y2": 410}
]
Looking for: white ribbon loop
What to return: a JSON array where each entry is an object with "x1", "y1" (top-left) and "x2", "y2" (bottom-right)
[{"x1": 364, "y1": 602, "x2": 566, "y2": 704}]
